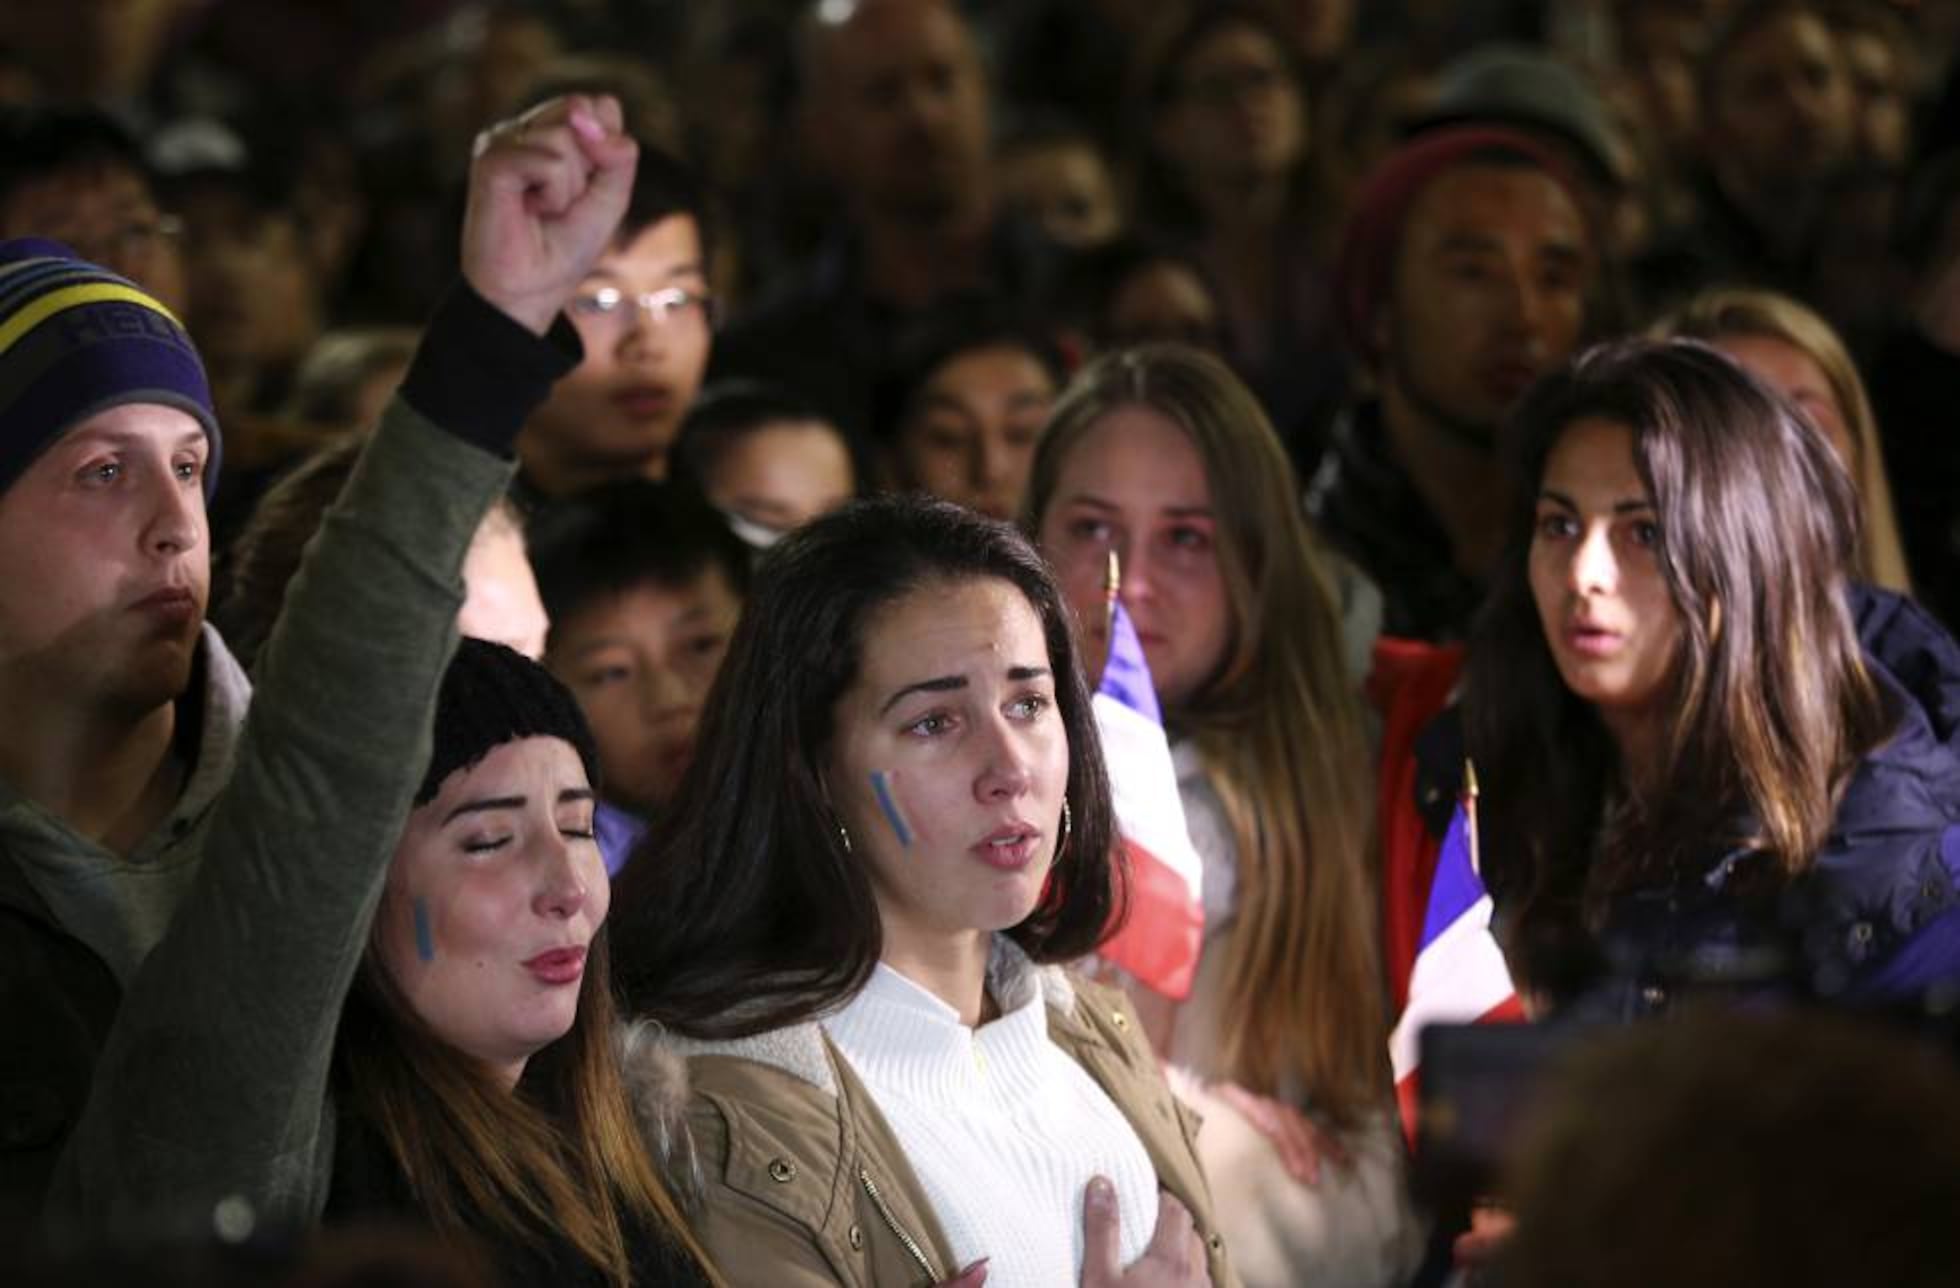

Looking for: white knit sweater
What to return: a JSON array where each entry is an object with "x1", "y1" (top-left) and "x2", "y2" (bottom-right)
[{"x1": 822, "y1": 944, "x2": 1159, "y2": 1286}]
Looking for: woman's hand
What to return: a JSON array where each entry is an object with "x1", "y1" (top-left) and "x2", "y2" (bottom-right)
[
  {"x1": 460, "y1": 93, "x2": 639, "y2": 335},
  {"x1": 1081, "y1": 1177, "x2": 1211, "y2": 1287},
  {"x1": 935, "y1": 1259, "x2": 990, "y2": 1286},
  {"x1": 1211, "y1": 1082, "x2": 1349, "y2": 1186}
]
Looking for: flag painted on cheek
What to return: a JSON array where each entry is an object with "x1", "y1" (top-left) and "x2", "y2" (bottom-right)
[
  {"x1": 413, "y1": 896, "x2": 437, "y2": 963},
  {"x1": 1091, "y1": 599, "x2": 1206, "y2": 999},
  {"x1": 870, "y1": 769, "x2": 915, "y2": 847}
]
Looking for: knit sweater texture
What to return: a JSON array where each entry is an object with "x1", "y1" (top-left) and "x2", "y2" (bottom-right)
[{"x1": 822, "y1": 948, "x2": 1158, "y2": 1284}]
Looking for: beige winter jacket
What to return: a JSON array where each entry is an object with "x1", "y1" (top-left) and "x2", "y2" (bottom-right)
[{"x1": 625, "y1": 961, "x2": 1238, "y2": 1287}]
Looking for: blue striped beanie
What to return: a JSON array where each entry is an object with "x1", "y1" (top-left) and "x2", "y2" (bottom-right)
[{"x1": 0, "y1": 238, "x2": 219, "y2": 498}]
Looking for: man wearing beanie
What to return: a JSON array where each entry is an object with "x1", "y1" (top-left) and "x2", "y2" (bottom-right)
[
  {"x1": 1306, "y1": 125, "x2": 1597, "y2": 641},
  {"x1": 1, "y1": 94, "x2": 639, "y2": 1234},
  {"x1": 0, "y1": 245, "x2": 227, "y2": 854}
]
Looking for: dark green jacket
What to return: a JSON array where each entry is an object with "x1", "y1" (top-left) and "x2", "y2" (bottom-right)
[{"x1": 0, "y1": 286, "x2": 572, "y2": 1237}]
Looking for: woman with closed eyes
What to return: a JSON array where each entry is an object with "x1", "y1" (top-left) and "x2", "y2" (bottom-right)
[{"x1": 326, "y1": 640, "x2": 718, "y2": 1288}]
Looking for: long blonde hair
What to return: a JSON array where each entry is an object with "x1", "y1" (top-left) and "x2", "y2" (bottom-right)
[
  {"x1": 1027, "y1": 344, "x2": 1387, "y2": 1125},
  {"x1": 1660, "y1": 286, "x2": 1912, "y2": 592}
]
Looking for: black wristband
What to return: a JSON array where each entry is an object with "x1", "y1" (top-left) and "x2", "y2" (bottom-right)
[{"x1": 399, "y1": 281, "x2": 583, "y2": 457}]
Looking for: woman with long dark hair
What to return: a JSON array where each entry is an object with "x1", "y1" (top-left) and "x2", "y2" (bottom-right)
[
  {"x1": 1464, "y1": 339, "x2": 1960, "y2": 1012},
  {"x1": 610, "y1": 495, "x2": 1227, "y2": 1287}
]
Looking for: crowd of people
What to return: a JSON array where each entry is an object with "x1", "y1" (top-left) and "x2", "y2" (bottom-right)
[{"x1": 3, "y1": 1, "x2": 1960, "y2": 1286}]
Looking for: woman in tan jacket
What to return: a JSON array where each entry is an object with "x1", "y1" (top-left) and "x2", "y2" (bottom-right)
[{"x1": 610, "y1": 495, "x2": 1234, "y2": 1287}]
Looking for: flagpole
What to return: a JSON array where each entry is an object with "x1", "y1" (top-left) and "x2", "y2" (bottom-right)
[
  {"x1": 1462, "y1": 758, "x2": 1481, "y2": 879},
  {"x1": 1093, "y1": 549, "x2": 1124, "y2": 693},
  {"x1": 1103, "y1": 549, "x2": 1121, "y2": 639}
]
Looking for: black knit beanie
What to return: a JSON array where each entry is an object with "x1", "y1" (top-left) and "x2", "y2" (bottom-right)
[{"x1": 416, "y1": 637, "x2": 601, "y2": 805}]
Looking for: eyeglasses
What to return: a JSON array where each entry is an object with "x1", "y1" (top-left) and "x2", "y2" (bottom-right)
[
  {"x1": 567, "y1": 285, "x2": 717, "y2": 330},
  {"x1": 64, "y1": 213, "x2": 184, "y2": 267}
]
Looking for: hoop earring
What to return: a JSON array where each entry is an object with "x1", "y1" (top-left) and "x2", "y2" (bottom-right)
[
  {"x1": 836, "y1": 818, "x2": 853, "y2": 855},
  {"x1": 1056, "y1": 798, "x2": 1072, "y2": 861}
]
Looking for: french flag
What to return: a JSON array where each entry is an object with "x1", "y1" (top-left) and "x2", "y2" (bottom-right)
[
  {"x1": 1389, "y1": 799, "x2": 1525, "y2": 1140},
  {"x1": 1092, "y1": 599, "x2": 1207, "y2": 999}
]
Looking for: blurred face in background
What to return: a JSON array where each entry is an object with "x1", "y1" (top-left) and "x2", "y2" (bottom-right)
[
  {"x1": 806, "y1": 0, "x2": 992, "y2": 226},
  {"x1": 1318, "y1": 58, "x2": 1438, "y2": 200},
  {"x1": 1707, "y1": 8, "x2": 1854, "y2": 193},
  {"x1": 546, "y1": 569, "x2": 742, "y2": 815},
  {"x1": 703, "y1": 419, "x2": 856, "y2": 538},
  {"x1": 1103, "y1": 259, "x2": 1223, "y2": 351},
  {"x1": 1709, "y1": 331, "x2": 1855, "y2": 466},
  {"x1": 894, "y1": 343, "x2": 1056, "y2": 521},
  {"x1": 0, "y1": 161, "x2": 188, "y2": 317},
  {"x1": 998, "y1": 136, "x2": 1122, "y2": 248},
  {"x1": 1616, "y1": 5, "x2": 1705, "y2": 154},
  {"x1": 1154, "y1": 19, "x2": 1308, "y2": 197},
  {"x1": 1837, "y1": 22, "x2": 1912, "y2": 169},
  {"x1": 180, "y1": 188, "x2": 321, "y2": 380}
]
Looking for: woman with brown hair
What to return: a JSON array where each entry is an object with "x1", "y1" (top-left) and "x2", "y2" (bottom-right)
[
  {"x1": 609, "y1": 495, "x2": 1227, "y2": 1287},
  {"x1": 1025, "y1": 344, "x2": 1418, "y2": 1286},
  {"x1": 1658, "y1": 285, "x2": 1912, "y2": 593},
  {"x1": 327, "y1": 639, "x2": 717, "y2": 1287},
  {"x1": 1465, "y1": 338, "x2": 1960, "y2": 1014},
  {"x1": 44, "y1": 92, "x2": 720, "y2": 1283}
]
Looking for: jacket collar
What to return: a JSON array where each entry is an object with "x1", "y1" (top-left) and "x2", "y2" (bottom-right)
[
  {"x1": 1306, "y1": 400, "x2": 1482, "y2": 640},
  {"x1": 0, "y1": 625, "x2": 251, "y2": 980},
  {"x1": 640, "y1": 938, "x2": 1081, "y2": 1098}
]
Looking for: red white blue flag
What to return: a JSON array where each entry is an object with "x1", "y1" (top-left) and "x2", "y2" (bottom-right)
[
  {"x1": 1092, "y1": 599, "x2": 1207, "y2": 999},
  {"x1": 1389, "y1": 799, "x2": 1525, "y2": 1137}
]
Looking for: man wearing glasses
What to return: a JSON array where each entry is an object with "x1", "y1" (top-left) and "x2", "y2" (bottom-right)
[
  {"x1": 515, "y1": 146, "x2": 715, "y2": 500},
  {"x1": 0, "y1": 108, "x2": 188, "y2": 318}
]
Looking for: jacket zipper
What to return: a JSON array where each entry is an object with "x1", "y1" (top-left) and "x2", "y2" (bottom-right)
[{"x1": 858, "y1": 1165, "x2": 939, "y2": 1281}]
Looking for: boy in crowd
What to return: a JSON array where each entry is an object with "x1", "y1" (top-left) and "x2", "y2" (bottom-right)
[
  {"x1": 527, "y1": 480, "x2": 751, "y2": 873},
  {"x1": 515, "y1": 147, "x2": 715, "y2": 500}
]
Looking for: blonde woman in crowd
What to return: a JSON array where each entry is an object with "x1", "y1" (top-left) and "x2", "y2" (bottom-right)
[
  {"x1": 1026, "y1": 345, "x2": 1421, "y2": 1286},
  {"x1": 1659, "y1": 285, "x2": 1912, "y2": 591}
]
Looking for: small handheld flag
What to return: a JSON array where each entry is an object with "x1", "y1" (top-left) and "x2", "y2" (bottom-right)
[
  {"x1": 1389, "y1": 759, "x2": 1524, "y2": 1142},
  {"x1": 1092, "y1": 571, "x2": 1207, "y2": 1000}
]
